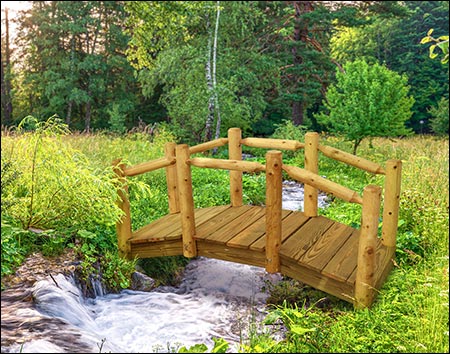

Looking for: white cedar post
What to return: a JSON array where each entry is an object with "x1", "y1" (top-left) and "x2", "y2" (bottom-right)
[
  {"x1": 304, "y1": 132, "x2": 319, "y2": 216},
  {"x1": 265, "y1": 150, "x2": 283, "y2": 273},
  {"x1": 381, "y1": 159, "x2": 402, "y2": 256},
  {"x1": 165, "y1": 142, "x2": 180, "y2": 214},
  {"x1": 176, "y1": 144, "x2": 197, "y2": 258},
  {"x1": 112, "y1": 158, "x2": 132, "y2": 259},
  {"x1": 228, "y1": 127, "x2": 243, "y2": 206},
  {"x1": 354, "y1": 185, "x2": 381, "y2": 309}
]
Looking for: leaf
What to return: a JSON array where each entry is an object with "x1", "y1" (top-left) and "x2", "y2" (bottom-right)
[
  {"x1": 427, "y1": 28, "x2": 434, "y2": 36},
  {"x1": 420, "y1": 36, "x2": 432, "y2": 44},
  {"x1": 290, "y1": 325, "x2": 317, "y2": 336}
]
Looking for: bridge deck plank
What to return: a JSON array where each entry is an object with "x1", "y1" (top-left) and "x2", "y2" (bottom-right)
[{"x1": 128, "y1": 205, "x2": 393, "y2": 305}]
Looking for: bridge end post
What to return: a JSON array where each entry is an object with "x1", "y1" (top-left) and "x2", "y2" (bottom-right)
[
  {"x1": 304, "y1": 132, "x2": 319, "y2": 217},
  {"x1": 265, "y1": 150, "x2": 283, "y2": 273},
  {"x1": 176, "y1": 144, "x2": 197, "y2": 258},
  {"x1": 228, "y1": 127, "x2": 243, "y2": 207},
  {"x1": 112, "y1": 158, "x2": 132, "y2": 259},
  {"x1": 354, "y1": 184, "x2": 381, "y2": 309},
  {"x1": 165, "y1": 142, "x2": 180, "y2": 214},
  {"x1": 381, "y1": 159, "x2": 402, "y2": 256}
]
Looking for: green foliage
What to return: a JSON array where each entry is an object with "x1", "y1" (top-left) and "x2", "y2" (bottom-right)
[
  {"x1": 331, "y1": 1, "x2": 449, "y2": 133},
  {"x1": 126, "y1": 1, "x2": 279, "y2": 143},
  {"x1": 178, "y1": 337, "x2": 229, "y2": 353},
  {"x1": 138, "y1": 256, "x2": 190, "y2": 287},
  {"x1": 421, "y1": 28, "x2": 449, "y2": 64},
  {"x1": 315, "y1": 60, "x2": 414, "y2": 154},
  {"x1": 428, "y1": 97, "x2": 449, "y2": 135},
  {"x1": 14, "y1": 1, "x2": 139, "y2": 130},
  {"x1": 1, "y1": 116, "x2": 123, "y2": 231}
]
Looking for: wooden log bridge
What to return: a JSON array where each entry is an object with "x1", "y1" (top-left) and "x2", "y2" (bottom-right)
[{"x1": 113, "y1": 128, "x2": 402, "y2": 309}]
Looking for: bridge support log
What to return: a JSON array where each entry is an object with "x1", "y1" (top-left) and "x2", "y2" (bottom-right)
[
  {"x1": 113, "y1": 159, "x2": 132, "y2": 259},
  {"x1": 165, "y1": 142, "x2": 180, "y2": 214},
  {"x1": 176, "y1": 144, "x2": 197, "y2": 257},
  {"x1": 355, "y1": 185, "x2": 381, "y2": 309},
  {"x1": 304, "y1": 132, "x2": 319, "y2": 217},
  {"x1": 265, "y1": 150, "x2": 283, "y2": 273},
  {"x1": 228, "y1": 128, "x2": 243, "y2": 207}
]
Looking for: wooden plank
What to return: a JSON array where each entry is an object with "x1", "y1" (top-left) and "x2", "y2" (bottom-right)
[
  {"x1": 196, "y1": 205, "x2": 253, "y2": 241},
  {"x1": 204, "y1": 206, "x2": 266, "y2": 244},
  {"x1": 249, "y1": 211, "x2": 308, "y2": 252},
  {"x1": 131, "y1": 213, "x2": 181, "y2": 243},
  {"x1": 130, "y1": 205, "x2": 230, "y2": 244},
  {"x1": 197, "y1": 241, "x2": 266, "y2": 268},
  {"x1": 130, "y1": 240, "x2": 183, "y2": 258},
  {"x1": 297, "y1": 222, "x2": 354, "y2": 272},
  {"x1": 280, "y1": 256, "x2": 354, "y2": 303},
  {"x1": 230, "y1": 210, "x2": 291, "y2": 250},
  {"x1": 280, "y1": 216, "x2": 335, "y2": 260},
  {"x1": 321, "y1": 229, "x2": 359, "y2": 283}
]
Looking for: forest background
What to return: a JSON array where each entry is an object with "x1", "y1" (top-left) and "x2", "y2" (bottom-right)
[{"x1": 1, "y1": 1, "x2": 449, "y2": 142}]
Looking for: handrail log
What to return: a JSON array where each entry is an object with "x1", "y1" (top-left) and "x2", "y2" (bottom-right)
[
  {"x1": 189, "y1": 138, "x2": 229, "y2": 154},
  {"x1": 124, "y1": 157, "x2": 175, "y2": 177},
  {"x1": 282, "y1": 164, "x2": 363, "y2": 204},
  {"x1": 318, "y1": 145, "x2": 385, "y2": 175},
  {"x1": 189, "y1": 157, "x2": 266, "y2": 173},
  {"x1": 241, "y1": 137, "x2": 305, "y2": 151}
]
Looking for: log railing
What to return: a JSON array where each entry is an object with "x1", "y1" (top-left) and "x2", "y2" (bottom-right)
[{"x1": 114, "y1": 127, "x2": 401, "y2": 308}]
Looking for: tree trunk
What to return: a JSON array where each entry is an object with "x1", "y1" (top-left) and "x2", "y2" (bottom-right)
[
  {"x1": 85, "y1": 92, "x2": 91, "y2": 133},
  {"x1": 292, "y1": 101, "x2": 304, "y2": 126},
  {"x1": 213, "y1": 1, "x2": 221, "y2": 140},
  {"x1": 204, "y1": 17, "x2": 214, "y2": 142},
  {"x1": 66, "y1": 100, "x2": 73, "y2": 126},
  {"x1": 291, "y1": 1, "x2": 313, "y2": 126},
  {"x1": 1, "y1": 7, "x2": 13, "y2": 126}
]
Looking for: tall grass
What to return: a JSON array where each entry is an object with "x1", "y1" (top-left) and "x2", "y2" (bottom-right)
[{"x1": 1, "y1": 124, "x2": 448, "y2": 351}]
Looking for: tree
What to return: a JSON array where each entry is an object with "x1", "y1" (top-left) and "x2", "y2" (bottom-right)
[
  {"x1": 330, "y1": 1, "x2": 449, "y2": 133},
  {"x1": 14, "y1": 1, "x2": 139, "y2": 131},
  {"x1": 1, "y1": 6, "x2": 13, "y2": 125},
  {"x1": 125, "y1": 1, "x2": 279, "y2": 143},
  {"x1": 315, "y1": 59, "x2": 414, "y2": 155}
]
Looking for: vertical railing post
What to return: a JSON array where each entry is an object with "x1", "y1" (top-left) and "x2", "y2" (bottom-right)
[
  {"x1": 304, "y1": 132, "x2": 319, "y2": 216},
  {"x1": 165, "y1": 142, "x2": 180, "y2": 214},
  {"x1": 228, "y1": 127, "x2": 243, "y2": 207},
  {"x1": 381, "y1": 159, "x2": 402, "y2": 256},
  {"x1": 176, "y1": 144, "x2": 197, "y2": 258},
  {"x1": 112, "y1": 158, "x2": 132, "y2": 259},
  {"x1": 265, "y1": 150, "x2": 283, "y2": 273},
  {"x1": 354, "y1": 185, "x2": 381, "y2": 309}
]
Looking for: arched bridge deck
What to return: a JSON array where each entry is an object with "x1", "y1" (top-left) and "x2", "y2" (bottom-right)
[{"x1": 113, "y1": 128, "x2": 402, "y2": 309}]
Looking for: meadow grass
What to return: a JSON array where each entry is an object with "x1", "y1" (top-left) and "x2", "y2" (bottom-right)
[{"x1": 1, "y1": 128, "x2": 448, "y2": 352}]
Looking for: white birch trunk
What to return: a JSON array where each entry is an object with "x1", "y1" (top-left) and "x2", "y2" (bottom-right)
[
  {"x1": 204, "y1": 17, "x2": 215, "y2": 142},
  {"x1": 213, "y1": 1, "x2": 221, "y2": 140}
]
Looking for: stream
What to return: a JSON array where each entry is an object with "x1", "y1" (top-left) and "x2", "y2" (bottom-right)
[{"x1": 1, "y1": 181, "x2": 328, "y2": 353}]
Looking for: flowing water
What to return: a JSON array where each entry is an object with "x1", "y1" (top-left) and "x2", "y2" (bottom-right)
[{"x1": 1, "y1": 182, "x2": 327, "y2": 353}]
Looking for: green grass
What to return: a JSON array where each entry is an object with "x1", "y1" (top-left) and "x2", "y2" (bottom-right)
[{"x1": 1, "y1": 124, "x2": 448, "y2": 352}]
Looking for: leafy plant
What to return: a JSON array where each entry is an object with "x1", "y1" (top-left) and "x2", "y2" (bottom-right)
[{"x1": 315, "y1": 59, "x2": 414, "y2": 154}]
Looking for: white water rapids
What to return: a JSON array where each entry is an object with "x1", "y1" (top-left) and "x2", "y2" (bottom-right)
[{"x1": 2, "y1": 182, "x2": 328, "y2": 353}]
